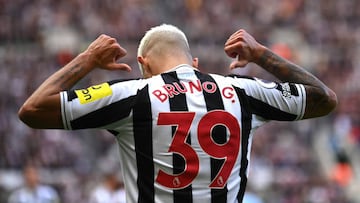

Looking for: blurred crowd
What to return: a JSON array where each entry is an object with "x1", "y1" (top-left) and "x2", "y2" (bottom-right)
[{"x1": 1, "y1": 0, "x2": 360, "y2": 202}]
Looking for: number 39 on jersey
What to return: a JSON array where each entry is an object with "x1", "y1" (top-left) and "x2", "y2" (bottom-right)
[{"x1": 156, "y1": 110, "x2": 241, "y2": 189}]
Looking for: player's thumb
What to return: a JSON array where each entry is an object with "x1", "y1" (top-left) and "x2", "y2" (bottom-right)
[
  {"x1": 230, "y1": 59, "x2": 248, "y2": 70},
  {"x1": 107, "y1": 62, "x2": 132, "y2": 72}
]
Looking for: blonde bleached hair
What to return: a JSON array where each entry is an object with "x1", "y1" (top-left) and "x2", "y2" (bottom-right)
[{"x1": 137, "y1": 24, "x2": 190, "y2": 76}]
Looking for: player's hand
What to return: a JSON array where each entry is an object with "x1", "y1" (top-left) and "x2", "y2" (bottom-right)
[
  {"x1": 224, "y1": 29, "x2": 264, "y2": 69},
  {"x1": 85, "y1": 34, "x2": 132, "y2": 72}
]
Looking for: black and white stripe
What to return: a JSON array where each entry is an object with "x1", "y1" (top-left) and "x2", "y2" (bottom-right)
[
  {"x1": 195, "y1": 71, "x2": 228, "y2": 203},
  {"x1": 60, "y1": 65, "x2": 306, "y2": 203},
  {"x1": 162, "y1": 72, "x2": 193, "y2": 203}
]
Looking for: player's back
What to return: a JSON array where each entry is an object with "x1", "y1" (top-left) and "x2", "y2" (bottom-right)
[
  {"x1": 61, "y1": 63, "x2": 305, "y2": 202},
  {"x1": 116, "y1": 64, "x2": 250, "y2": 203}
]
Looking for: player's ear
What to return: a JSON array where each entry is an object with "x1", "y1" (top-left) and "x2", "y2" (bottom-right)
[
  {"x1": 192, "y1": 57, "x2": 199, "y2": 68},
  {"x1": 137, "y1": 56, "x2": 152, "y2": 78},
  {"x1": 137, "y1": 56, "x2": 146, "y2": 66}
]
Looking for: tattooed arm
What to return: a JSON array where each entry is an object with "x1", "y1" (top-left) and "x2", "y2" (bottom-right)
[
  {"x1": 224, "y1": 29, "x2": 337, "y2": 119},
  {"x1": 18, "y1": 35, "x2": 131, "y2": 129}
]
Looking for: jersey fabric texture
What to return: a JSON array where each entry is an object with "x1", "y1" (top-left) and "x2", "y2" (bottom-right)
[{"x1": 60, "y1": 64, "x2": 306, "y2": 203}]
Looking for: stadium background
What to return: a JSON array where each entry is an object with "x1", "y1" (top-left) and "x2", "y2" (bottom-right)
[{"x1": 0, "y1": 0, "x2": 359, "y2": 202}]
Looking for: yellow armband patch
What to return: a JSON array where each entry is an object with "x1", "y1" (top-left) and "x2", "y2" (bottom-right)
[{"x1": 75, "y1": 83, "x2": 112, "y2": 104}]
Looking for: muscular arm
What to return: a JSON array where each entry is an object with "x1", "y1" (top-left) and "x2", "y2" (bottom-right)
[
  {"x1": 18, "y1": 53, "x2": 95, "y2": 129},
  {"x1": 254, "y1": 47, "x2": 337, "y2": 118},
  {"x1": 224, "y1": 29, "x2": 337, "y2": 119},
  {"x1": 18, "y1": 35, "x2": 131, "y2": 129}
]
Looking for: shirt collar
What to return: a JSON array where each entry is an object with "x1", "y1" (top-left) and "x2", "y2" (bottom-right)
[{"x1": 165, "y1": 64, "x2": 197, "y2": 73}]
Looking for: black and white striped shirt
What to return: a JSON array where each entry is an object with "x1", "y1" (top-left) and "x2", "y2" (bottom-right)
[{"x1": 60, "y1": 64, "x2": 306, "y2": 203}]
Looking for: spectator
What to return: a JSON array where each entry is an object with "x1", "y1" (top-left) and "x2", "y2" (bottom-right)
[
  {"x1": 7, "y1": 164, "x2": 60, "y2": 203},
  {"x1": 89, "y1": 171, "x2": 126, "y2": 203}
]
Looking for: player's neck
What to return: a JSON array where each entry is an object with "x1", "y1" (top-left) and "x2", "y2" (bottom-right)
[{"x1": 153, "y1": 57, "x2": 193, "y2": 75}]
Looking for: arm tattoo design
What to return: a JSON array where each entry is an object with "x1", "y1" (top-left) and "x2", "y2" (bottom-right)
[
  {"x1": 257, "y1": 49, "x2": 333, "y2": 117},
  {"x1": 256, "y1": 50, "x2": 320, "y2": 86},
  {"x1": 52, "y1": 63, "x2": 86, "y2": 91}
]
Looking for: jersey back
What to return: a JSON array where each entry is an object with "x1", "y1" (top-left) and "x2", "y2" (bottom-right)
[{"x1": 60, "y1": 65, "x2": 306, "y2": 203}]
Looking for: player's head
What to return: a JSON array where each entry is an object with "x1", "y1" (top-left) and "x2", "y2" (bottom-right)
[{"x1": 137, "y1": 24, "x2": 197, "y2": 78}]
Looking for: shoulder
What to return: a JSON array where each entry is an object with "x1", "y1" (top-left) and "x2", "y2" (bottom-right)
[
  {"x1": 226, "y1": 74, "x2": 255, "y2": 80},
  {"x1": 91, "y1": 185, "x2": 108, "y2": 194},
  {"x1": 108, "y1": 78, "x2": 145, "y2": 88},
  {"x1": 37, "y1": 185, "x2": 59, "y2": 196},
  {"x1": 225, "y1": 74, "x2": 279, "y2": 89}
]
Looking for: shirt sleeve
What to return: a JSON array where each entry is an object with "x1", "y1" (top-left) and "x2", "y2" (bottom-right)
[
  {"x1": 60, "y1": 80, "x2": 143, "y2": 130},
  {"x1": 232, "y1": 76, "x2": 306, "y2": 121}
]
